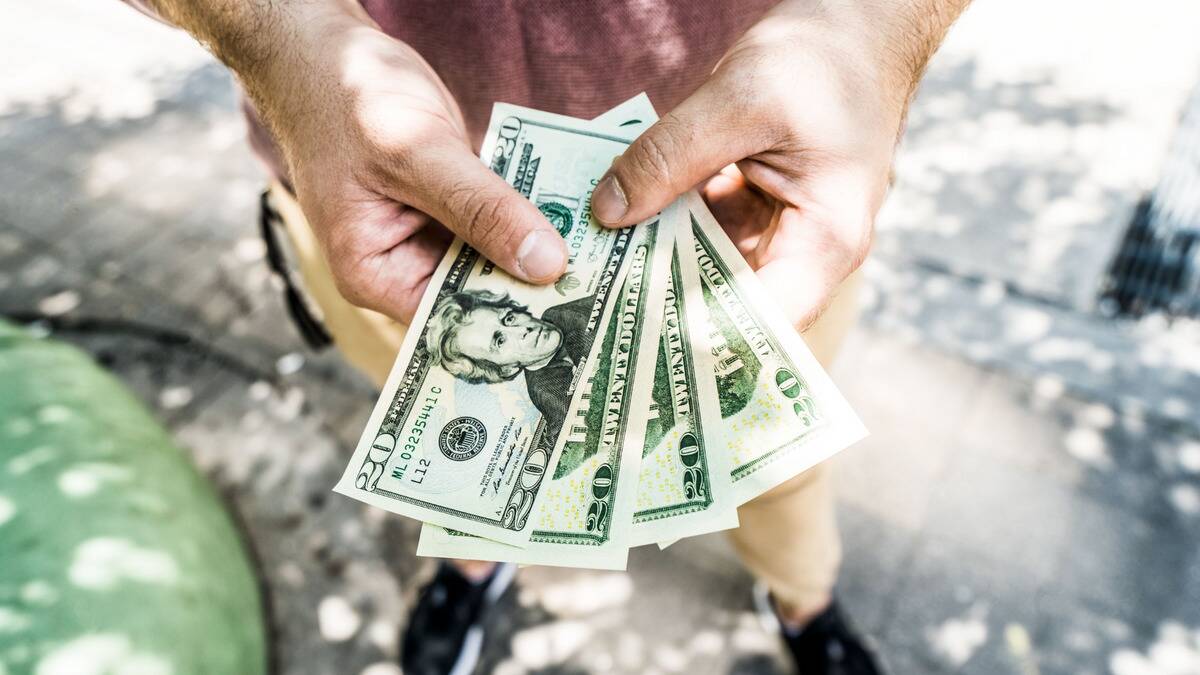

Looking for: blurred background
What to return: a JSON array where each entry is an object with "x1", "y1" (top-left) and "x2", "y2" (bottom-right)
[{"x1": 2, "y1": 1, "x2": 1199, "y2": 674}]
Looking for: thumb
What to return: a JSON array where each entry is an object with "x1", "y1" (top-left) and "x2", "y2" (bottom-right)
[
  {"x1": 401, "y1": 141, "x2": 568, "y2": 284},
  {"x1": 591, "y1": 81, "x2": 769, "y2": 227}
]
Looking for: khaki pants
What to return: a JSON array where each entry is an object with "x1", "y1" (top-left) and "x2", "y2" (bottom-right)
[{"x1": 269, "y1": 182, "x2": 857, "y2": 615}]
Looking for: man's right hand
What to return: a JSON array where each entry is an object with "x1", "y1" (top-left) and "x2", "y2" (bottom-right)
[{"x1": 151, "y1": 0, "x2": 566, "y2": 322}]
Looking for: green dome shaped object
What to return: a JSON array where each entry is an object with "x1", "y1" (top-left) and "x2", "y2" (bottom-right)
[{"x1": 0, "y1": 320, "x2": 267, "y2": 675}]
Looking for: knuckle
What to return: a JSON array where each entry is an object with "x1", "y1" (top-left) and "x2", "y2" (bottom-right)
[
  {"x1": 456, "y1": 188, "x2": 519, "y2": 251},
  {"x1": 624, "y1": 125, "x2": 679, "y2": 189}
]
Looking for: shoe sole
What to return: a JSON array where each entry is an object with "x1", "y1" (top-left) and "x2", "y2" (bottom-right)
[{"x1": 447, "y1": 563, "x2": 518, "y2": 675}]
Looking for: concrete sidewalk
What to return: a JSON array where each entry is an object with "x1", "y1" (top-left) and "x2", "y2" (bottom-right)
[{"x1": 2, "y1": 2, "x2": 1199, "y2": 674}]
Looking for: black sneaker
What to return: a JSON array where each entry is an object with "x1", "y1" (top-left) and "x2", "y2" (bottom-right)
[
  {"x1": 753, "y1": 583, "x2": 886, "y2": 675},
  {"x1": 401, "y1": 562, "x2": 517, "y2": 675}
]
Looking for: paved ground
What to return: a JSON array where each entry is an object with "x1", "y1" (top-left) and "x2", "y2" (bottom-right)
[{"x1": 3, "y1": 2, "x2": 1200, "y2": 674}]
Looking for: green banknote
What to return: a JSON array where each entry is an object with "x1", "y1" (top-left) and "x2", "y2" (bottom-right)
[
  {"x1": 334, "y1": 104, "x2": 655, "y2": 546},
  {"x1": 676, "y1": 191, "x2": 867, "y2": 506},
  {"x1": 418, "y1": 211, "x2": 672, "y2": 569},
  {"x1": 629, "y1": 243, "x2": 738, "y2": 546}
]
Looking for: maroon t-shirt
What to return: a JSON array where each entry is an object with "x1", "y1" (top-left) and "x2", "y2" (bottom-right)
[
  {"x1": 263, "y1": 1, "x2": 777, "y2": 179},
  {"x1": 363, "y1": 1, "x2": 774, "y2": 139},
  {"x1": 131, "y1": 0, "x2": 779, "y2": 181}
]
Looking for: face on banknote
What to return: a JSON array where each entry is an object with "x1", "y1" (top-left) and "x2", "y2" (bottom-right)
[{"x1": 334, "y1": 104, "x2": 657, "y2": 546}]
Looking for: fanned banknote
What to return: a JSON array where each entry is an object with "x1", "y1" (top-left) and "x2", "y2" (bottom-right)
[
  {"x1": 336, "y1": 94, "x2": 867, "y2": 568},
  {"x1": 334, "y1": 104, "x2": 656, "y2": 546}
]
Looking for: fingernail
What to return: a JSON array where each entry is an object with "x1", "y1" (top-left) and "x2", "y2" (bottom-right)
[
  {"x1": 516, "y1": 230, "x2": 566, "y2": 281},
  {"x1": 592, "y1": 174, "x2": 628, "y2": 224}
]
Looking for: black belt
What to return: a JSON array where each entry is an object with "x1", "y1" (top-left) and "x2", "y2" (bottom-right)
[{"x1": 258, "y1": 189, "x2": 334, "y2": 350}]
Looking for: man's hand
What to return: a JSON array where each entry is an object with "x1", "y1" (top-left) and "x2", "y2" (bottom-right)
[
  {"x1": 147, "y1": 0, "x2": 566, "y2": 322},
  {"x1": 592, "y1": 0, "x2": 968, "y2": 330}
]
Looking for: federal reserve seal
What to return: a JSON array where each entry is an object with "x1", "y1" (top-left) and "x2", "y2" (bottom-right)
[
  {"x1": 438, "y1": 417, "x2": 487, "y2": 461},
  {"x1": 538, "y1": 201, "x2": 574, "y2": 238}
]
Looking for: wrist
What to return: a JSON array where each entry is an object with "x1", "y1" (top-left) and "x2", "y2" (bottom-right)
[{"x1": 230, "y1": 6, "x2": 371, "y2": 97}]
